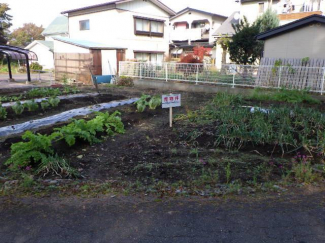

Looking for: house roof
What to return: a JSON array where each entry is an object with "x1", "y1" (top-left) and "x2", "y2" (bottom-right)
[
  {"x1": 53, "y1": 36, "x2": 127, "y2": 50},
  {"x1": 256, "y1": 14, "x2": 325, "y2": 40},
  {"x1": 171, "y1": 7, "x2": 227, "y2": 20},
  {"x1": 213, "y1": 11, "x2": 240, "y2": 37},
  {"x1": 61, "y1": 0, "x2": 176, "y2": 16},
  {"x1": 42, "y1": 16, "x2": 68, "y2": 36},
  {"x1": 25, "y1": 40, "x2": 54, "y2": 52}
]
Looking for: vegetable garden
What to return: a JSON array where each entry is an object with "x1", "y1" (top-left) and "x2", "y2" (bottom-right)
[{"x1": 0, "y1": 86, "x2": 324, "y2": 197}]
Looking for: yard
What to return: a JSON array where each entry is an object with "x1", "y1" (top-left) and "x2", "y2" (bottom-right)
[{"x1": 0, "y1": 84, "x2": 324, "y2": 197}]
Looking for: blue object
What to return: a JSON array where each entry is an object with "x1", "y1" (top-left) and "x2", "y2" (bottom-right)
[{"x1": 94, "y1": 75, "x2": 113, "y2": 84}]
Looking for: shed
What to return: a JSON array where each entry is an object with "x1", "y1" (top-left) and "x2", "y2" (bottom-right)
[
  {"x1": 256, "y1": 14, "x2": 325, "y2": 59},
  {"x1": 53, "y1": 37, "x2": 127, "y2": 84},
  {"x1": 25, "y1": 41, "x2": 54, "y2": 69}
]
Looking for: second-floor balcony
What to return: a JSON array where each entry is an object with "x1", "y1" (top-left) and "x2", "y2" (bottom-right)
[{"x1": 170, "y1": 28, "x2": 210, "y2": 41}]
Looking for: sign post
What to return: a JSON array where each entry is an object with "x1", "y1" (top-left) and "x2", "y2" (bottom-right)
[{"x1": 162, "y1": 94, "x2": 181, "y2": 128}]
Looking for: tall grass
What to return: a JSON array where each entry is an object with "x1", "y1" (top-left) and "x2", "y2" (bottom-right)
[{"x1": 250, "y1": 88, "x2": 320, "y2": 104}]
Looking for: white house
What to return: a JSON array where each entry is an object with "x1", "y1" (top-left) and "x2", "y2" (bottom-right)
[
  {"x1": 25, "y1": 16, "x2": 69, "y2": 69},
  {"x1": 240, "y1": 0, "x2": 325, "y2": 25},
  {"x1": 55, "y1": 0, "x2": 176, "y2": 79},
  {"x1": 169, "y1": 8, "x2": 227, "y2": 62}
]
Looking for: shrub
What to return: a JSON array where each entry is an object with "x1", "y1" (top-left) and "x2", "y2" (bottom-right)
[
  {"x1": 116, "y1": 76, "x2": 134, "y2": 87},
  {"x1": 25, "y1": 100, "x2": 39, "y2": 112},
  {"x1": 0, "y1": 105, "x2": 7, "y2": 119},
  {"x1": 12, "y1": 101, "x2": 25, "y2": 115},
  {"x1": 179, "y1": 54, "x2": 202, "y2": 64},
  {"x1": 30, "y1": 62, "x2": 43, "y2": 71},
  {"x1": 48, "y1": 97, "x2": 60, "y2": 107}
]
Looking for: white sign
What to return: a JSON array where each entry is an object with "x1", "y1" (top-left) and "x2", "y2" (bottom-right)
[{"x1": 162, "y1": 94, "x2": 181, "y2": 108}]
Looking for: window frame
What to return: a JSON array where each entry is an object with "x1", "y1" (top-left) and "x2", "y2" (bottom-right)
[
  {"x1": 134, "y1": 51, "x2": 164, "y2": 62},
  {"x1": 134, "y1": 16, "x2": 165, "y2": 37},
  {"x1": 258, "y1": 2, "x2": 265, "y2": 14},
  {"x1": 79, "y1": 19, "x2": 90, "y2": 31}
]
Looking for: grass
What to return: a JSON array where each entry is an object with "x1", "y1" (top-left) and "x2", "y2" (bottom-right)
[{"x1": 250, "y1": 88, "x2": 321, "y2": 104}]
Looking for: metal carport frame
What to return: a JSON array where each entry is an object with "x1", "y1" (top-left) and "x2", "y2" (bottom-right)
[{"x1": 0, "y1": 45, "x2": 38, "y2": 82}]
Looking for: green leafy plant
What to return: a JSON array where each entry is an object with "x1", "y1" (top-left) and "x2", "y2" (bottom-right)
[
  {"x1": 25, "y1": 100, "x2": 39, "y2": 112},
  {"x1": 40, "y1": 100, "x2": 50, "y2": 111},
  {"x1": 5, "y1": 131, "x2": 61, "y2": 170},
  {"x1": 148, "y1": 95, "x2": 162, "y2": 110},
  {"x1": 0, "y1": 105, "x2": 7, "y2": 119},
  {"x1": 134, "y1": 94, "x2": 161, "y2": 112},
  {"x1": 48, "y1": 97, "x2": 60, "y2": 107},
  {"x1": 12, "y1": 101, "x2": 25, "y2": 115}
]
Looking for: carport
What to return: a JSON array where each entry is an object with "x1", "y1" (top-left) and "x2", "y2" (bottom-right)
[{"x1": 0, "y1": 45, "x2": 38, "y2": 82}]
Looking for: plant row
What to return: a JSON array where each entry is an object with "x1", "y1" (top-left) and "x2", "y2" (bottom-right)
[
  {"x1": 0, "y1": 97, "x2": 61, "y2": 119},
  {"x1": 184, "y1": 92, "x2": 325, "y2": 155},
  {"x1": 5, "y1": 111, "x2": 125, "y2": 177},
  {"x1": 0, "y1": 86, "x2": 79, "y2": 103}
]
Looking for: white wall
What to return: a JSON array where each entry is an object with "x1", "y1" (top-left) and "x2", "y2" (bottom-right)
[
  {"x1": 29, "y1": 43, "x2": 54, "y2": 69},
  {"x1": 264, "y1": 23, "x2": 325, "y2": 59},
  {"x1": 54, "y1": 40, "x2": 90, "y2": 53},
  {"x1": 68, "y1": 0, "x2": 170, "y2": 60},
  {"x1": 101, "y1": 50, "x2": 117, "y2": 75}
]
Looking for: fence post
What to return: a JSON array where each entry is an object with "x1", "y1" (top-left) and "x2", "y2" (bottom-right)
[
  {"x1": 232, "y1": 73, "x2": 235, "y2": 88},
  {"x1": 196, "y1": 64, "x2": 199, "y2": 85},
  {"x1": 277, "y1": 66, "x2": 282, "y2": 88},
  {"x1": 321, "y1": 67, "x2": 325, "y2": 95},
  {"x1": 165, "y1": 63, "x2": 168, "y2": 82}
]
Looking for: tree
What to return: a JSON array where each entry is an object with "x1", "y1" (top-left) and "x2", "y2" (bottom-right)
[
  {"x1": 228, "y1": 17, "x2": 261, "y2": 65},
  {"x1": 217, "y1": 35, "x2": 230, "y2": 65},
  {"x1": 9, "y1": 23, "x2": 44, "y2": 47},
  {"x1": 0, "y1": 3, "x2": 12, "y2": 45},
  {"x1": 255, "y1": 8, "x2": 280, "y2": 33}
]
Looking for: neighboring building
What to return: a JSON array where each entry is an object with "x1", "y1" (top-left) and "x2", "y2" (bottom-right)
[
  {"x1": 212, "y1": 12, "x2": 240, "y2": 68},
  {"x1": 256, "y1": 14, "x2": 325, "y2": 59},
  {"x1": 42, "y1": 16, "x2": 69, "y2": 40},
  {"x1": 25, "y1": 16, "x2": 69, "y2": 69},
  {"x1": 169, "y1": 7, "x2": 227, "y2": 60},
  {"x1": 240, "y1": 0, "x2": 324, "y2": 25},
  {"x1": 59, "y1": 0, "x2": 175, "y2": 74}
]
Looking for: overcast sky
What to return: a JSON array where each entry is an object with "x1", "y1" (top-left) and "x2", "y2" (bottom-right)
[{"x1": 3, "y1": 0, "x2": 240, "y2": 30}]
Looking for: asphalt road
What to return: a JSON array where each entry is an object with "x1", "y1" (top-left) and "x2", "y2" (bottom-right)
[{"x1": 0, "y1": 191, "x2": 324, "y2": 243}]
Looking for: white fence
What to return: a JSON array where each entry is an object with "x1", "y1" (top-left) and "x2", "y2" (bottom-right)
[{"x1": 119, "y1": 62, "x2": 325, "y2": 94}]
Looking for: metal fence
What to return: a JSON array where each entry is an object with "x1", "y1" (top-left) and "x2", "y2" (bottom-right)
[{"x1": 119, "y1": 61, "x2": 325, "y2": 94}]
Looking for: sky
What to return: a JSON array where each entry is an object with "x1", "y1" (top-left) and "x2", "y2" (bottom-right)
[{"x1": 2, "y1": 0, "x2": 240, "y2": 31}]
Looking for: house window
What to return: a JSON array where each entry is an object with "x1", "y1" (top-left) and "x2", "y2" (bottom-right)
[
  {"x1": 79, "y1": 20, "x2": 90, "y2": 30},
  {"x1": 135, "y1": 52, "x2": 164, "y2": 63},
  {"x1": 258, "y1": 3, "x2": 264, "y2": 14},
  {"x1": 134, "y1": 16, "x2": 164, "y2": 37}
]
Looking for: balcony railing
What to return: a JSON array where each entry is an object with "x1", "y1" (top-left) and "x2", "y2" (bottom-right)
[{"x1": 170, "y1": 28, "x2": 210, "y2": 41}]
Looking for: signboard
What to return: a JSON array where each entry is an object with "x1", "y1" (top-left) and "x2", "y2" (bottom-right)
[{"x1": 162, "y1": 94, "x2": 181, "y2": 108}]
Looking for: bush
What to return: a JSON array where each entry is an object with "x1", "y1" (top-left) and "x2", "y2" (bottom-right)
[
  {"x1": 179, "y1": 54, "x2": 202, "y2": 64},
  {"x1": 30, "y1": 62, "x2": 43, "y2": 71},
  {"x1": 116, "y1": 76, "x2": 134, "y2": 87}
]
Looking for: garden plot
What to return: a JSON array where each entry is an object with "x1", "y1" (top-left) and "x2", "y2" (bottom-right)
[{"x1": 0, "y1": 88, "x2": 324, "y2": 197}]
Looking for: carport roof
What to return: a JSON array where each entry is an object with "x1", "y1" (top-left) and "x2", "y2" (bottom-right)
[
  {"x1": 53, "y1": 37, "x2": 127, "y2": 50},
  {"x1": 0, "y1": 45, "x2": 37, "y2": 60}
]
